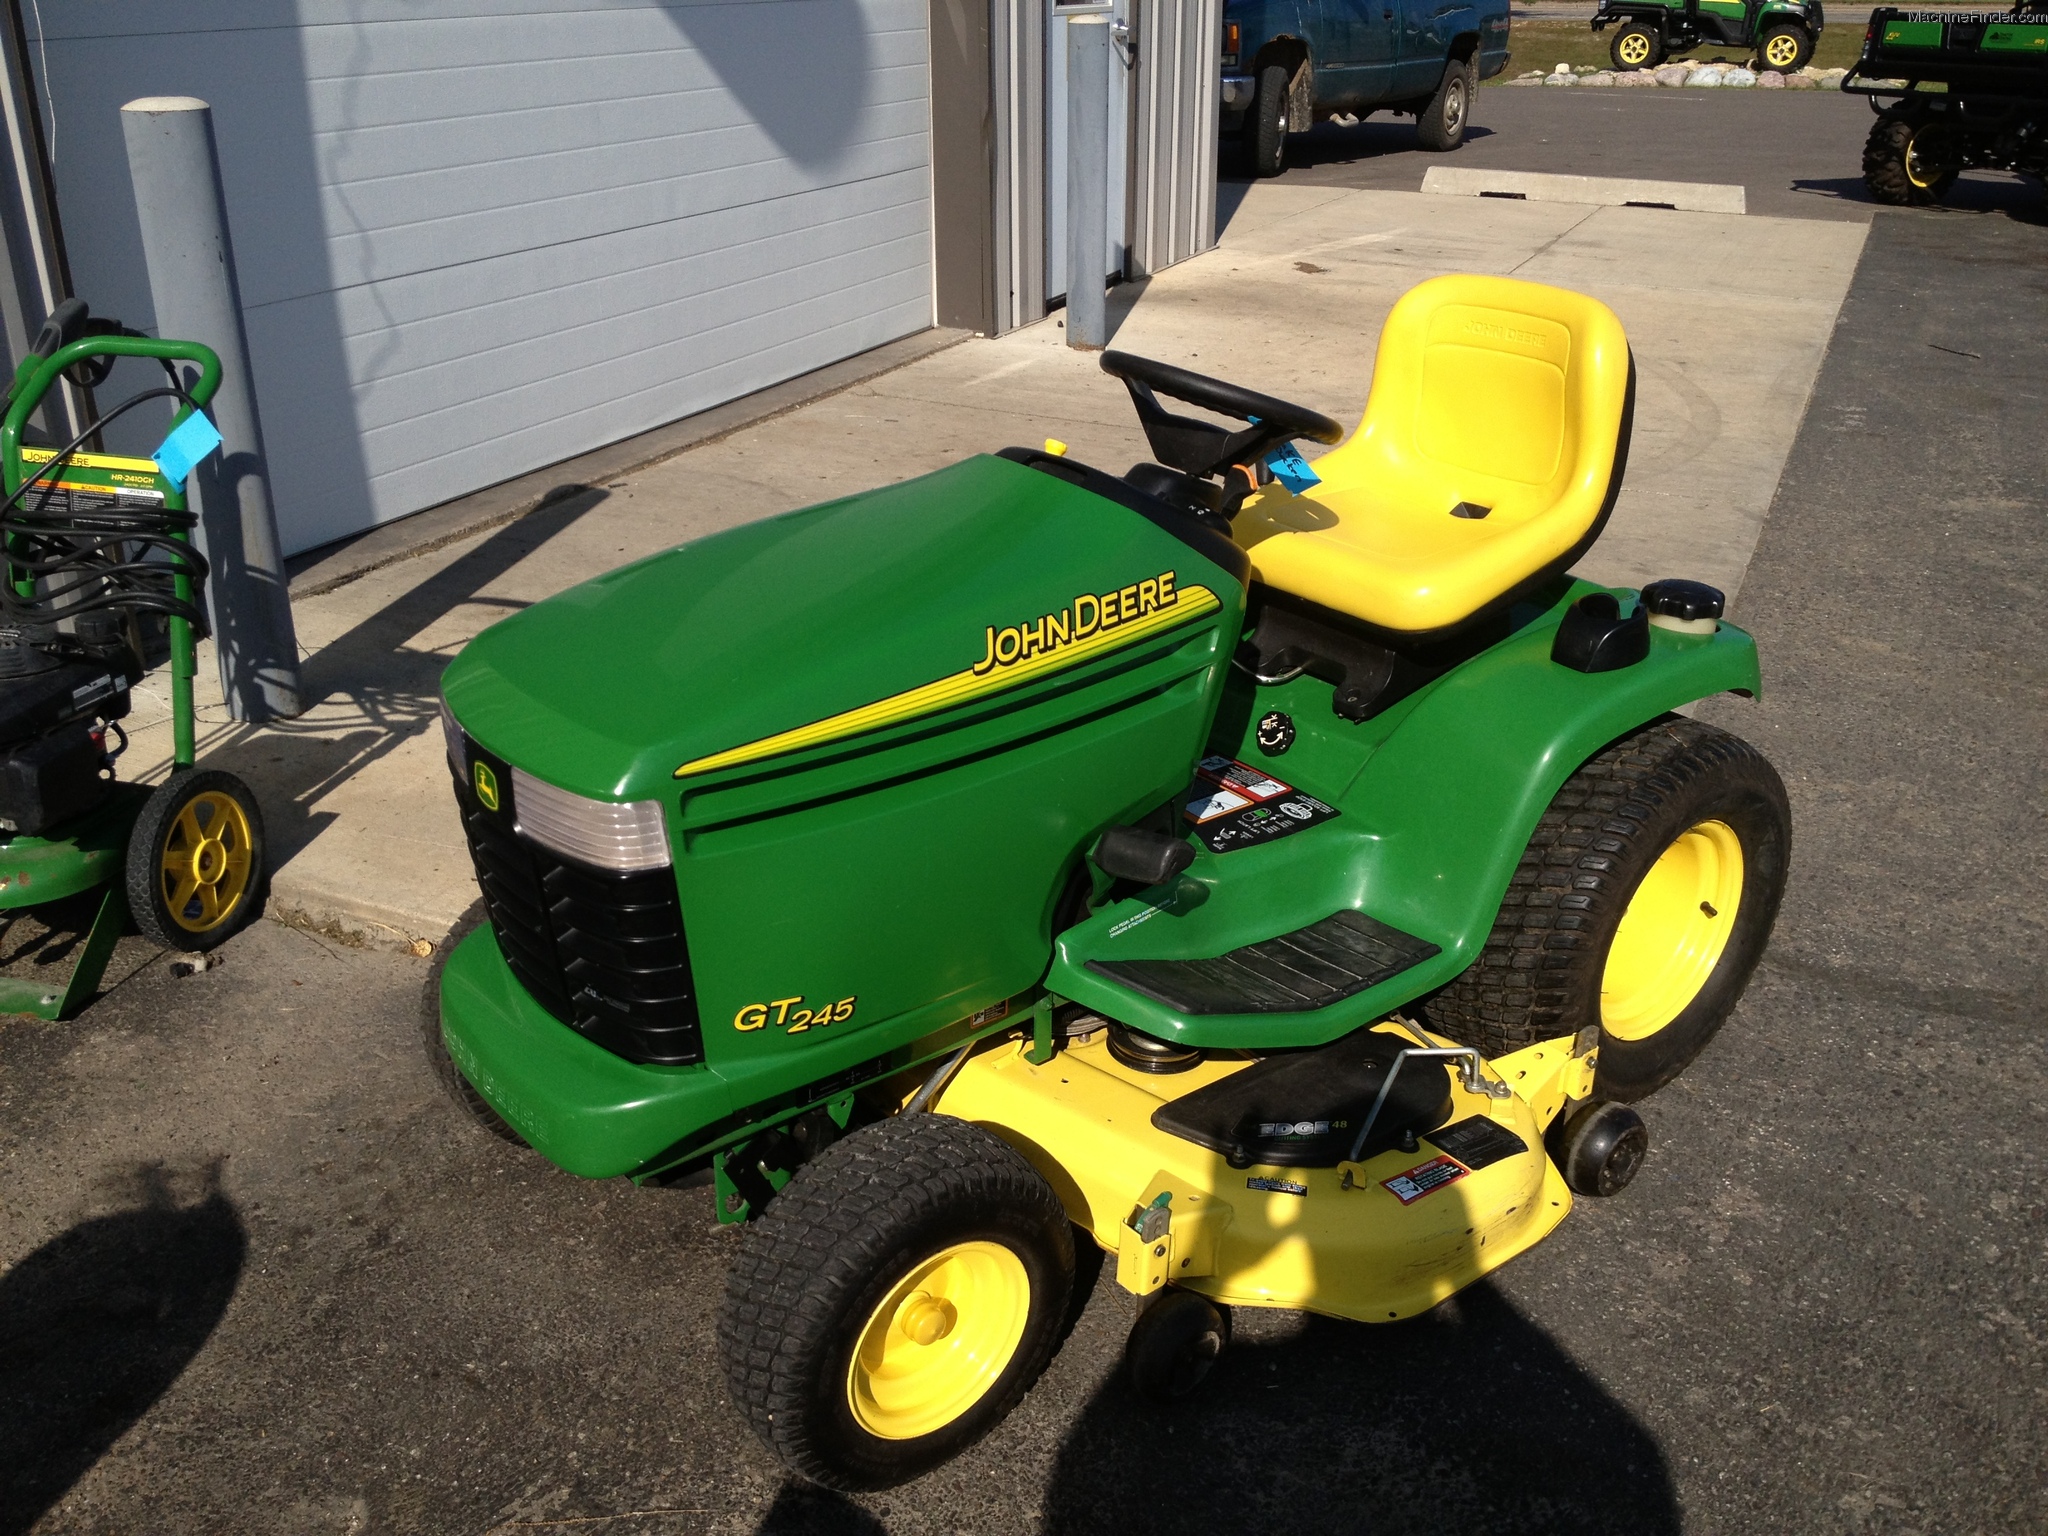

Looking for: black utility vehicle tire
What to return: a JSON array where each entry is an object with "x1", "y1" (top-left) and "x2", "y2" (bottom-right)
[
  {"x1": 419, "y1": 901, "x2": 525, "y2": 1144},
  {"x1": 126, "y1": 768, "x2": 266, "y2": 952},
  {"x1": 1756, "y1": 24, "x2": 1813, "y2": 73},
  {"x1": 1610, "y1": 23, "x2": 1664, "y2": 71},
  {"x1": 719, "y1": 1114, "x2": 1076, "y2": 1490},
  {"x1": 1423, "y1": 717, "x2": 1790, "y2": 1101},
  {"x1": 1863, "y1": 109, "x2": 1958, "y2": 207},
  {"x1": 1248, "y1": 63, "x2": 1291, "y2": 177},
  {"x1": 1415, "y1": 58, "x2": 1473, "y2": 152}
]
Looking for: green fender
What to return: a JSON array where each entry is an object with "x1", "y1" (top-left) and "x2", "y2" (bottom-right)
[{"x1": 1049, "y1": 583, "x2": 1764, "y2": 1047}]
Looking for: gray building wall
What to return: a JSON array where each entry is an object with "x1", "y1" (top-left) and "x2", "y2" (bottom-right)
[{"x1": 32, "y1": 0, "x2": 934, "y2": 555}]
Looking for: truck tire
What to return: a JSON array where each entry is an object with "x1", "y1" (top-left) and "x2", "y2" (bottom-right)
[
  {"x1": 1756, "y1": 24, "x2": 1813, "y2": 73},
  {"x1": 1864, "y1": 109, "x2": 1958, "y2": 206},
  {"x1": 1423, "y1": 717, "x2": 1790, "y2": 1102},
  {"x1": 718, "y1": 1113, "x2": 1076, "y2": 1489},
  {"x1": 1610, "y1": 22, "x2": 1663, "y2": 70},
  {"x1": 1415, "y1": 58, "x2": 1473, "y2": 152},
  {"x1": 1248, "y1": 62, "x2": 1291, "y2": 177}
]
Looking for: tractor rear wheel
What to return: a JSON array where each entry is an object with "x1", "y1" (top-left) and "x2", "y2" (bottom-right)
[
  {"x1": 1610, "y1": 22, "x2": 1663, "y2": 71},
  {"x1": 1423, "y1": 717, "x2": 1790, "y2": 1101},
  {"x1": 1756, "y1": 24, "x2": 1813, "y2": 73},
  {"x1": 1864, "y1": 109, "x2": 1959, "y2": 206},
  {"x1": 718, "y1": 1113, "x2": 1076, "y2": 1489}
]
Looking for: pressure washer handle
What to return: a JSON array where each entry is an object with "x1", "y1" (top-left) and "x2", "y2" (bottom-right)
[{"x1": 0, "y1": 334, "x2": 223, "y2": 497}]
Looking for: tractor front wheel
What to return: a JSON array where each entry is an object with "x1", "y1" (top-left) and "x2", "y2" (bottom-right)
[
  {"x1": 1864, "y1": 109, "x2": 1959, "y2": 206},
  {"x1": 126, "y1": 768, "x2": 266, "y2": 951},
  {"x1": 1424, "y1": 717, "x2": 1790, "y2": 1101},
  {"x1": 1756, "y1": 24, "x2": 1813, "y2": 73},
  {"x1": 1610, "y1": 22, "x2": 1663, "y2": 71},
  {"x1": 718, "y1": 1113, "x2": 1076, "y2": 1489}
]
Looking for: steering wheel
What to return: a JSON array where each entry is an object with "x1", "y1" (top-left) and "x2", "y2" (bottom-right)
[{"x1": 1100, "y1": 351, "x2": 1343, "y2": 484}]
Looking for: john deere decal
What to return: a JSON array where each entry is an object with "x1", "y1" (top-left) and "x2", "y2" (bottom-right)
[{"x1": 675, "y1": 574, "x2": 1218, "y2": 778}]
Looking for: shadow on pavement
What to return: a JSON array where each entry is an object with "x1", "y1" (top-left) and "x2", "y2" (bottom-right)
[
  {"x1": 1038, "y1": 1280, "x2": 1677, "y2": 1536},
  {"x1": 754, "y1": 1482, "x2": 889, "y2": 1534},
  {"x1": 0, "y1": 1162, "x2": 246, "y2": 1536},
  {"x1": 1790, "y1": 171, "x2": 2047, "y2": 221}
]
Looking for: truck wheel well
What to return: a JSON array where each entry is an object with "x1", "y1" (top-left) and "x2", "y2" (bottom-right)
[
  {"x1": 1252, "y1": 35, "x2": 1311, "y2": 79},
  {"x1": 1448, "y1": 31, "x2": 1480, "y2": 63}
]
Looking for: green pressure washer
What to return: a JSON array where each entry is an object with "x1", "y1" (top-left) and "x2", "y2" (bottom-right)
[{"x1": 0, "y1": 300, "x2": 266, "y2": 1019}]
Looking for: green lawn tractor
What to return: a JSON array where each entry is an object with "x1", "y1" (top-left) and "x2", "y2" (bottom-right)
[
  {"x1": 430, "y1": 273, "x2": 1791, "y2": 1489},
  {"x1": 1, "y1": 301, "x2": 267, "y2": 1019},
  {"x1": 1593, "y1": 0, "x2": 1823, "y2": 71},
  {"x1": 1847, "y1": 3, "x2": 2048, "y2": 205}
]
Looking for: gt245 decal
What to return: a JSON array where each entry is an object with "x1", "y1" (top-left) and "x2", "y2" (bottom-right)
[{"x1": 733, "y1": 995, "x2": 856, "y2": 1034}]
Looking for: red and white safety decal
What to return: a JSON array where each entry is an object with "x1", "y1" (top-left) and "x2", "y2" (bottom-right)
[{"x1": 1382, "y1": 1155, "x2": 1469, "y2": 1205}]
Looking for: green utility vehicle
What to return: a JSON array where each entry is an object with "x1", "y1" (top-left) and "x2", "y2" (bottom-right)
[
  {"x1": 1, "y1": 302, "x2": 266, "y2": 1018},
  {"x1": 1848, "y1": 3, "x2": 2048, "y2": 205},
  {"x1": 1593, "y1": 0, "x2": 1823, "y2": 71},
  {"x1": 431, "y1": 274, "x2": 1790, "y2": 1490}
]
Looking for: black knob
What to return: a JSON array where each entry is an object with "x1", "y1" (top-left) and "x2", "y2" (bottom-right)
[{"x1": 1638, "y1": 578, "x2": 1725, "y2": 622}]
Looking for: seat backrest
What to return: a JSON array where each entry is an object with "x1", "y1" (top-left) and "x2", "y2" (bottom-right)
[{"x1": 1313, "y1": 274, "x2": 1632, "y2": 535}]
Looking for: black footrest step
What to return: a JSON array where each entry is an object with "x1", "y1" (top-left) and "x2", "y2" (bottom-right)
[{"x1": 1088, "y1": 909, "x2": 1440, "y2": 1016}]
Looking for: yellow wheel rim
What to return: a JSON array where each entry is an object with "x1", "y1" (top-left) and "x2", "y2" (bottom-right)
[
  {"x1": 159, "y1": 790, "x2": 255, "y2": 934},
  {"x1": 1618, "y1": 32, "x2": 1653, "y2": 65},
  {"x1": 1904, "y1": 131, "x2": 1943, "y2": 189},
  {"x1": 845, "y1": 1240, "x2": 1030, "y2": 1441},
  {"x1": 1600, "y1": 820, "x2": 1744, "y2": 1041},
  {"x1": 1764, "y1": 33, "x2": 1801, "y2": 67}
]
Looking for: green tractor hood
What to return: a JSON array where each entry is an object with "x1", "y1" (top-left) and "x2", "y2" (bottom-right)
[{"x1": 442, "y1": 453, "x2": 1243, "y2": 803}]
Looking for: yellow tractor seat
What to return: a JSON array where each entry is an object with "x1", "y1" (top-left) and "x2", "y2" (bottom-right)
[{"x1": 1233, "y1": 274, "x2": 1635, "y2": 636}]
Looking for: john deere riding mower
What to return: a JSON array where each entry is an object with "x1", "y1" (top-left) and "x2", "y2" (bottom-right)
[
  {"x1": 430, "y1": 273, "x2": 1790, "y2": 1489},
  {"x1": 1594, "y1": 0, "x2": 1822, "y2": 72},
  {"x1": 0, "y1": 301, "x2": 266, "y2": 1018}
]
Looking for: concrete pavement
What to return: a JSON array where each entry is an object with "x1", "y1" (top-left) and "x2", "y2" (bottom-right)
[{"x1": 96, "y1": 179, "x2": 1861, "y2": 950}]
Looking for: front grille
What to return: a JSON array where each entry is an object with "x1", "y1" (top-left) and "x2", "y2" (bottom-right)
[{"x1": 450, "y1": 740, "x2": 702, "y2": 1066}]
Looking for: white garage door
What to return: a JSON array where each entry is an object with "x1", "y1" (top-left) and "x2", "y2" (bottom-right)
[{"x1": 35, "y1": 0, "x2": 933, "y2": 554}]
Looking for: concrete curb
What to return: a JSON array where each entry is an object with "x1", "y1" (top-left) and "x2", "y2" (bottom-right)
[
  {"x1": 1421, "y1": 166, "x2": 1748, "y2": 213},
  {"x1": 285, "y1": 326, "x2": 973, "y2": 599}
]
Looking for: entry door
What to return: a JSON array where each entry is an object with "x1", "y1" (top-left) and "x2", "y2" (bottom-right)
[
  {"x1": 1317, "y1": 0, "x2": 1400, "y2": 106},
  {"x1": 1046, "y1": 0, "x2": 1133, "y2": 302}
]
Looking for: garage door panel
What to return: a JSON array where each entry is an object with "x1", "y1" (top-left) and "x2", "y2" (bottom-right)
[
  {"x1": 339, "y1": 178, "x2": 930, "y2": 433},
  {"x1": 43, "y1": 0, "x2": 934, "y2": 554}
]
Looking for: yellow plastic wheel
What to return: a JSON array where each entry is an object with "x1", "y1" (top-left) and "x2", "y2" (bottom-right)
[
  {"x1": 1762, "y1": 30, "x2": 1803, "y2": 68},
  {"x1": 1905, "y1": 130, "x2": 1946, "y2": 190},
  {"x1": 1617, "y1": 30, "x2": 1654, "y2": 66},
  {"x1": 846, "y1": 1240, "x2": 1032, "y2": 1441},
  {"x1": 127, "y1": 769, "x2": 267, "y2": 951},
  {"x1": 1600, "y1": 819, "x2": 1745, "y2": 1041}
]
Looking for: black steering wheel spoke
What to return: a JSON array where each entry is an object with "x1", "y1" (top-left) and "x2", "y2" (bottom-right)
[{"x1": 1103, "y1": 351, "x2": 1342, "y2": 483}]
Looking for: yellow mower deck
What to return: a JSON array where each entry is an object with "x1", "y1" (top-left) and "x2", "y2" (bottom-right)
[{"x1": 933, "y1": 1022, "x2": 1596, "y2": 1323}]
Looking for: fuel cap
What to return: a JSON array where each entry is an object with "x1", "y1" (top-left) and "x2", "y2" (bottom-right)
[{"x1": 1638, "y1": 579, "x2": 1724, "y2": 633}]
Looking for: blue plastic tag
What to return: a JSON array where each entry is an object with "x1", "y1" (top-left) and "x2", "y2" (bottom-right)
[
  {"x1": 1263, "y1": 442, "x2": 1321, "y2": 495},
  {"x1": 152, "y1": 412, "x2": 223, "y2": 486}
]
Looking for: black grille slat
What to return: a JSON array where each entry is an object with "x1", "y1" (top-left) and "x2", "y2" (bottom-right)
[{"x1": 448, "y1": 751, "x2": 703, "y2": 1066}]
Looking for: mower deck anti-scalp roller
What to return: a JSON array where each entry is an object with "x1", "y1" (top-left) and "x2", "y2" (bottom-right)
[
  {"x1": 431, "y1": 273, "x2": 1792, "y2": 1490},
  {"x1": 0, "y1": 300, "x2": 267, "y2": 1019}
]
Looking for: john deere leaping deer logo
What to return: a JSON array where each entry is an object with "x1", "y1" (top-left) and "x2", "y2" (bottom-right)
[{"x1": 473, "y1": 760, "x2": 500, "y2": 811}]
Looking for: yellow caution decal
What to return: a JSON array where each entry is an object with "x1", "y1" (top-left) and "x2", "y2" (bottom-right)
[{"x1": 676, "y1": 573, "x2": 1217, "y2": 778}]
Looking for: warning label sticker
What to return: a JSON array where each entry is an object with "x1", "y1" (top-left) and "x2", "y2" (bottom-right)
[
  {"x1": 1183, "y1": 757, "x2": 1341, "y2": 852},
  {"x1": 1382, "y1": 1156, "x2": 1469, "y2": 1205}
]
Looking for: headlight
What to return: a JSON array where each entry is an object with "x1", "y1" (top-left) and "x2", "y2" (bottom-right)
[{"x1": 511, "y1": 767, "x2": 671, "y2": 872}]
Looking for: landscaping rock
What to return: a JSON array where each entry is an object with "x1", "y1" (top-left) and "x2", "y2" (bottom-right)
[
  {"x1": 1582, "y1": 70, "x2": 1617, "y2": 86},
  {"x1": 1723, "y1": 66, "x2": 1758, "y2": 86},
  {"x1": 1784, "y1": 73, "x2": 1815, "y2": 88},
  {"x1": 1545, "y1": 69, "x2": 1578, "y2": 85},
  {"x1": 1686, "y1": 66, "x2": 1726, "y2": 86},
  {"x1": 1758, "y1": 69, "x2": 1787, "y2": 88},
  {"x1": 1655, "y1": 64, "x2": 1692, "y2": 86}
]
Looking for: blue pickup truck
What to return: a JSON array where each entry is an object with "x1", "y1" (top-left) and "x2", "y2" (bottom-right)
[{"x1": 1221, "y1": 0, "x2": 1513, "y2": 173}]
